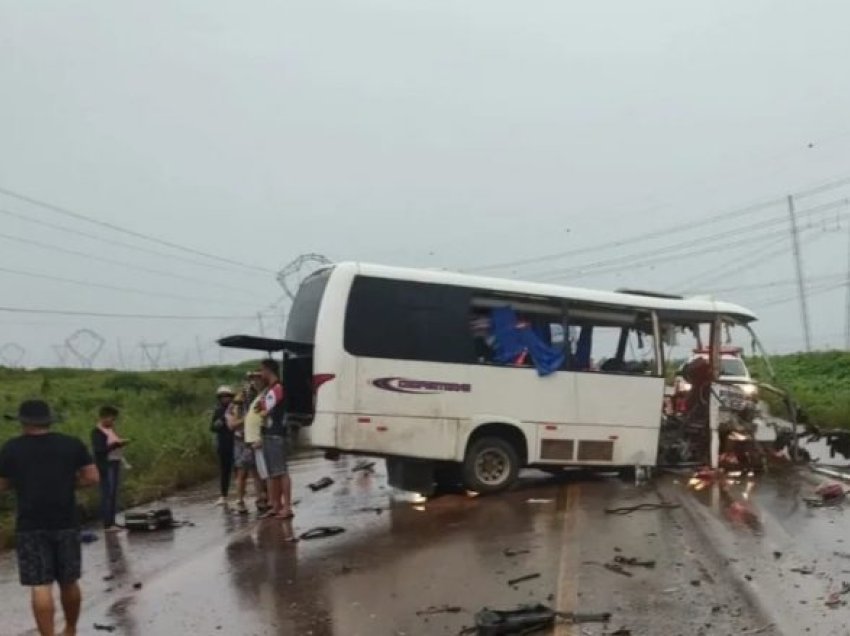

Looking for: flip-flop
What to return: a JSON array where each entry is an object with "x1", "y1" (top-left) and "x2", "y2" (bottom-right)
[
  {"x1": 299, "y1": 526, "x2": 346, "y2": 541},
  {"x1": 259, "y1": 510, "x2": 277, "y2": 520}
]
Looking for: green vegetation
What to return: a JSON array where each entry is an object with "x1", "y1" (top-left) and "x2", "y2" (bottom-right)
[
  {"x1": 756, "y1": 351, "x2": 850, "y2": 429},
  {"x1": 0, "y1": 363, "x2": 253, "y2": 548}
]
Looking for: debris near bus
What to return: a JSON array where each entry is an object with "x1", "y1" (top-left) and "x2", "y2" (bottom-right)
[
  {"x1": 416, "y1": 605, "x2": 463, "y2": 617},
  {"x1": 804, "y1": 482, "x2": 848, "y2": 508},
  {"x1": 352, "y1": 460, "x2": 376, "y2": 473},
  {"x1": 471, "y1": 604, "x2": 610, "y2": 635},
  {"x1": 506, "y1": 572, "x2": 541, "y2": 587},
  {"x1": 308, "y1": 476, "x2": 334, "y2": 492},
  {"x1": 604, "y1": 501, "x2": 680, "y2": 515},
  {"x1": 299, "y1": 526, "x2": 346, "y2": 541}
]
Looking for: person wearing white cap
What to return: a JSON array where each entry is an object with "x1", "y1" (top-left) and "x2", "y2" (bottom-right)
[{"x1": 210, "y1": 385, "x2": 236, "y2": 506}]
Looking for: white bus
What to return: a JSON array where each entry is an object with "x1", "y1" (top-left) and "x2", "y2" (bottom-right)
[{"x1": 221, "y1": 262, "x2": 769, "y2": 494}]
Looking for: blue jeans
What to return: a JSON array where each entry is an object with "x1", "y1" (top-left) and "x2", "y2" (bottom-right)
[{"x1": 98, "y1": 461, "x2": 121, "y2": 528}]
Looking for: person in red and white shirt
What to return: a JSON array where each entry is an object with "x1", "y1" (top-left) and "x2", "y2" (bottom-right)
[{"x1": 256, "y1": 359, "x2": 294, "y2": 522}]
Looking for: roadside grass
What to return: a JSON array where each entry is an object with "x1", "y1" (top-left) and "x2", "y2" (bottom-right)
[{"x1": 0, "y1": 364, "x2": 254, "y2": 548}]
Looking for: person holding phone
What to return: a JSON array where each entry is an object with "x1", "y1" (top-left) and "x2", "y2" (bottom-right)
[{"x1": 90, "y1": 406, "x2": 128, "y2": 533}]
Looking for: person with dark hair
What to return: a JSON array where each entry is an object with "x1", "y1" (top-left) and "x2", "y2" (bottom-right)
[
  {"x1": 210, "y1": 385, "x2": 236, "y2": 506},
  {"x1": 0, "y1": 400, "x2": 99, "y2": 636},
  {"x1": 91, "y1": 406, "x2": 129, "y2": 532},
  {"x1": 256, "y1": 358, "x2": 293, "y2": 521}
]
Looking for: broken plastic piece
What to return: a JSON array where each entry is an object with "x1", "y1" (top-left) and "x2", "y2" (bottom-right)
[{"x1": 308, "y1": 477, "x2": 334, "y2": 492}]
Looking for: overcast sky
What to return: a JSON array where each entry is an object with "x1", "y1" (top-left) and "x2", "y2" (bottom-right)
[{"x1": 3, "y1": 1, "x2": 850, "y2": 368}]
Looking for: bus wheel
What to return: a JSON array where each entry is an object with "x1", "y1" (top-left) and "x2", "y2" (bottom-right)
[{"x1": 463, "y1": 437, "x2": 519, "y2": 494}]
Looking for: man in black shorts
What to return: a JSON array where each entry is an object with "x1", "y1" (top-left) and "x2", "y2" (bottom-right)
[{"x1": 0, "y1": 400, "x2": 99, "y2": 636}]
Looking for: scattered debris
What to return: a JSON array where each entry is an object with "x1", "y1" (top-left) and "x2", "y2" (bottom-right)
[
  {"x1": 80, "y1": 531, "x2": 99, "y2": 544},
  {"x1": 773, "y1": 551, "x2": 783, "y2": 560},
  {"x1": 739, "y1": 624, "x2": 774, "y2": 635},
  {"x1": 93, "y1": 624, "x2": 116, "y2": 633},
  {"x1": 805, "y1": 482, "x2": 848, "y2": 508},
  {"x1": 825, "y1": 593, "x2": 843, "y2": 608},
  {"x1": 613, "y1": 556, "x2": 656, "y2": 569},
  {"x1": 352, "y1": 460, "x2": 376, "y2": 473},
  {"x1": 125, "y1": 509, "x2": 175, "y2": 532},
  {"x1": 473, "y1": 604, "x2": 610, "y2": 635},
  {"x1": 308, "y1": 477, "x2": 335, "y2": 492},
  {"x1": 102, "y1": 574, "x2": 115, "y2": 582},
  {"x1": 603, "y1": 563, "x2": 633, "y2": 578},
  {"x1": 526, "y1": 499, "x2": 554, "y2": 504},
  {"x1": 416, "y1": 605, "x2": 463, "y2": 617},
  {"x1": 609, "y1": 630, "x2": 632, "y2": 636},
  {"x1": 132, "y1": 582, "x2": 143, "y2": 590},
  {"x1": 503, "y1": 548, "x2": 531, "y2": 558},
  {"x1": 835, "y1": 551, "x2": 850, "y2": 560},
  {"x1": 299, "y1": 526, "x2": 346, "y2": 541},
  {"x1": 604, "y1": 502, "x2": 680, "y2": 515},
  {"x1": 790, "y1": 566, "x2": 815, "y2": 575},
  {"x1": 507, "y1": 573, "x2": 541, "y2": 587},
  {"x1": 690, "y1": 580, "x2": 702, "y2": 587}
]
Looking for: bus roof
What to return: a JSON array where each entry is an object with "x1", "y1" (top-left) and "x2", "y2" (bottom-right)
[{"x1": 332, "y1": 262, "x2": 758, "y2": 323}]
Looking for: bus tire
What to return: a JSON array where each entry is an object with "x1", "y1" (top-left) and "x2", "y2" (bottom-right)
[{"x1": 463, "y1": 436, "x2": 520, "y2": 494}]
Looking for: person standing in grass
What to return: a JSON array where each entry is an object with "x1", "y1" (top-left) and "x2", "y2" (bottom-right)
[
  {"x1": 91, "y1": 406, "x2": 129, "y2": 533},
  {"x1": 210, "y1": 385, "x2": 236, "y2": 506},
  {"x1": 0, "y1": 400, "x2": 99, "y2": 636}
]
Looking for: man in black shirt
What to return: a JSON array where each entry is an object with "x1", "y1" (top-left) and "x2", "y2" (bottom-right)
[{"x1": 0, "y1": 400, "x2": 99, "y2": 636}]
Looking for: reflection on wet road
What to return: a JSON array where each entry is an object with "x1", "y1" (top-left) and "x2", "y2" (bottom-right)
[{"x1": 4, "y1": 454, "x2": 850, "y2": 634}]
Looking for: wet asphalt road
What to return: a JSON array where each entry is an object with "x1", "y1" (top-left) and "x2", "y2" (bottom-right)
[{"x1": 3, "y1": 452, "x2": 850, "y2": 635}]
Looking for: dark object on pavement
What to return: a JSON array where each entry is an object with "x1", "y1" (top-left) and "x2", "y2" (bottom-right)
[
  {"x1": 125, "y1": 508, "x2": 174, "y2": 532},
  {"x1": 299, "y1": 526, "x2": 346, "y2": 541},
  {"x1": 474, "y1": 605, "x2": 610, "y2": 635},
  {"x1": 610, "y1": 630, "x2": 632, "y2": 636},
  {"x1": 93, "y1": 624, "x2": 116, "y2": 633},
  {"x1": 613, "y1": 556, "x2": 656, "y2": 569},
  {"x1": 352, "y1": 460, "x2": 376, "y2": 473},
  {"x1": 604, "y1": 563, "x2": 633, "y2": 577},
  {"x1": 133, "y1": 582, "x2": 143, "y2": 590},
  {"x1": 773, "y1": 551, "x2": 782, "y2": 560},
  {"x1": 507, "y1": 573, "x2": 541, "y2": 586},
  {"x1": 80, "y1": 530, "x2": 99, "y2": 544},
  {"x1": 102, "y1": 574, "x2": 115, "y2": 581},
  {"x1": 308, "y1": 477, "x2": 335, "y2": 492},
  {"x1": 604, "y1": 502, "x2": 680, "y2": 515},
  {"x1": 503, "y1": 548, "x2": 531, "y2": 557},
  {"x1": 416, "y1": 605, "x2": 463, "y2": 617},
  {"x1": 790, "y1": 566, "x2": 815, "y2": 575}
]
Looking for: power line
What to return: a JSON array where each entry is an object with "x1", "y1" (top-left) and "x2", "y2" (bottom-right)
[
  {"x1": 467, "y1": 174, "x2": 850, "y2": 274},
  {"x1": 0, "y1": 206, "x2": 269, "y2": 278},
  {"x1": 530, "y1": 199, "x2": 848, "y2": 283},
  {"x1": 0, "y1": 306, "x2": 254, "y2": 320},
  {"x1": 0, "y1": 229, "x2": 263, "y2": 297},
  {"x1": 0, "y1": 186, "x2": 275, "y2": 275},
  {"x1": 0, "y1": 264, "x2": 238, "y2": 305}
]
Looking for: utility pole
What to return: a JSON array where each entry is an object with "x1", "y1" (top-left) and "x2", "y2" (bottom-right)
[
  {"x1": 788, "y1": 195, "x2": 812, "y2": 352},
  {"x1": 257, "y1": 312, "x2": 266, "y2": 336}
]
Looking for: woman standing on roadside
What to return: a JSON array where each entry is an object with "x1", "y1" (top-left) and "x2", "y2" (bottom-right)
[{"x1": 91, "y1": 405, "x2": 128, "y2": 533}]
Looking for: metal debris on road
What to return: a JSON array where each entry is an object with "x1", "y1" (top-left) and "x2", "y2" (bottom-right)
[
  {"x1": 603, "y1": 563, "x2": 633, "y2": 577},
  {"x1": 507, "y1": 573, "x2": 541, "y2": 586},
  {"x1": 416, "y1": 605, "x2": 463, "y2": 617},
  {"x1": 604, "y1": 502, "x2": 680, "y2": 515},
  {"x1": 299, "y1": 526, "x2": 346, "y2": 541},
  {"x1": 472, "y1": 604, "x2": 610, "y2": 635},
  {"x1": 93, "y1": 624, "x2": 116, "y2": 633},
  {"x1": 352, "y1": 460, "x2": 376, "y2": 473},
  {"x1": 805, "y1": 482, "x2": 848, "y2": 507},
  {"x1": 308, "y1": 477, "x2": 335, "y2": 492},
  {"x1": 503, "y1": 548, "x2": 531, "y2": 557},
  {"x1": 613, "y1": 556, "x2": 656, "y2": 569},
  {"x1": 790, "y1": 566, "x2": 815, "y2": 575}
]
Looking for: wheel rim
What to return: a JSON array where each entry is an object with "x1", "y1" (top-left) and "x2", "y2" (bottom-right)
[{"x1": 475, "y1": 447, "x2": 511, "y2": 486}]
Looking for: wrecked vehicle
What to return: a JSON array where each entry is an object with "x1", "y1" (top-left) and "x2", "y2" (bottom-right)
[{"x1": 220, "y1": 263, "x2": 802, "y2": 495}]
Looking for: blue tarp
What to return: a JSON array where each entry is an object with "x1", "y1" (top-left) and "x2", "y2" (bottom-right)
[{"x1": 490, "y1": 306, "x2": 565, "y2": 376}]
